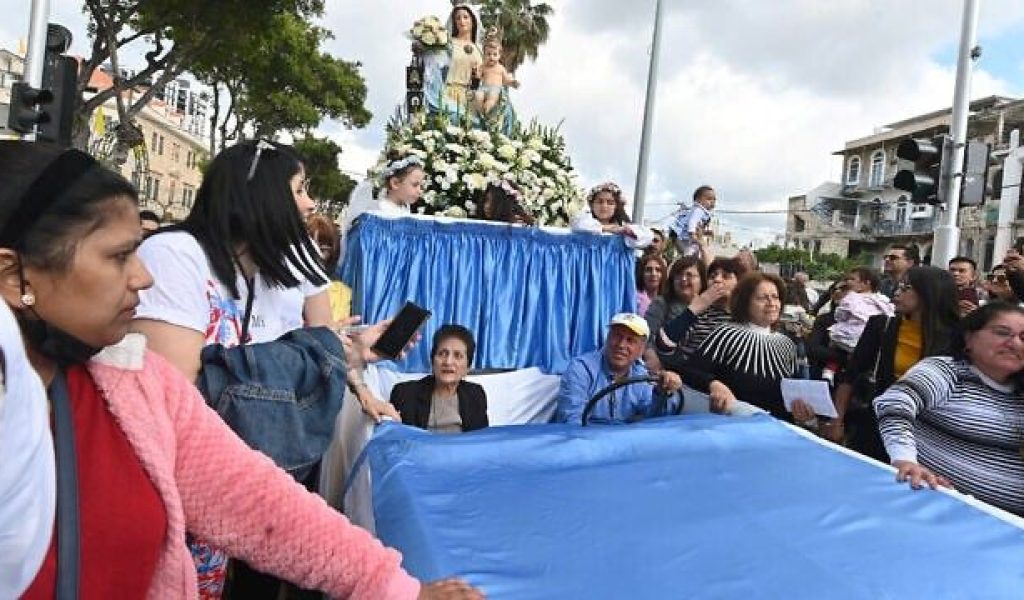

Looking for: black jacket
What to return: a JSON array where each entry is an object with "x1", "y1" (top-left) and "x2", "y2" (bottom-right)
[{"x1": 389, "y1": 376, "x2": 489, "y2": 432}]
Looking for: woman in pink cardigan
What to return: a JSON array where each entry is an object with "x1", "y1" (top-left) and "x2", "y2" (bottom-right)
[{"x1": 0, "y1": 143, "x2": 482, "y2": 600}]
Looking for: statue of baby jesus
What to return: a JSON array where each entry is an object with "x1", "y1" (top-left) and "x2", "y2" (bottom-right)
[{"x1": 473, "y1": 39, "x2": 519, "y2": 115}]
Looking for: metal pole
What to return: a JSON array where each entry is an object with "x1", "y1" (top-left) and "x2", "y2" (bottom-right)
[
  {"x1": 20, "y1": 0, "x2": 51, "y2": 141},
  {"x1": 632, "y1": 0, "x2": 663, "y2": 224},
  {"x1": 931, "y1": 0, "x2": 981, "y2": 267}
]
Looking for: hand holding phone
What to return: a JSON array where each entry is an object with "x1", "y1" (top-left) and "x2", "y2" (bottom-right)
[{"x1": 368, "y1": 302, "x2": 432, "y2": 361}]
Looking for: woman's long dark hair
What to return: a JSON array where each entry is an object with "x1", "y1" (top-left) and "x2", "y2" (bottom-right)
[
  {"x1": 166, "y1": 140, "x2": 325, "y2": 299},
  {"x1": 905, "y1": 265, "x2": 960, "y2": 357}
]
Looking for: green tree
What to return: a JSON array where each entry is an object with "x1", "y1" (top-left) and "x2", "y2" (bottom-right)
[
  {"x1": 76, "y1": 1, "x2": 321, "y2": 149},
  {"x1": 472, "y1": 0, "x2": 553, "y2": 73},
  {"x1": 293, "y1": 134, "x2": 355, "y2": 219},
  {"x1": 196, "y1": 13, "x2": 370, "y2": 148}
]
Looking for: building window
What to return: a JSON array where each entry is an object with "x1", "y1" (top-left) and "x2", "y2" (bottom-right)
[
  {"x1": 153, "y1": 178, "x2": 161, "y2": 202},
  {"x1": 869, "y1": 150, "x2": 885, "y2": 187},
  {"x1": 846, "y1": 156, "x2": 860, "y2": 185},
  {"x1": 150, "y1": 132, "x2": 158, "y2": 151},
  {"x1": 158, "y1": 135, "x2": 165, "y2": 155},
  {"x1": 896, "y1": 201, "x2": 907, "y2": 224}
]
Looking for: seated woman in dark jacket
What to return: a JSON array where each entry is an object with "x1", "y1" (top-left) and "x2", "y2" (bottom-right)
[{"x1": 390, "y1": 324, "x2": 488, "y2": 432}]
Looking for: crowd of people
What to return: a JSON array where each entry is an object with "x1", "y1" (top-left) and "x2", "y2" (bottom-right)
[
  {"x1": 4, "y1": 136, "x2": 1024, "y2": 600},
  {"x1": 602, "y1": 226, "x2": 1024, "y2": 519}
]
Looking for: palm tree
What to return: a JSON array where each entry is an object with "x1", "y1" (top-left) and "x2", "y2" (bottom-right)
[{"x1": 473, "y1": 0, "x2": 553, "y2": 74}]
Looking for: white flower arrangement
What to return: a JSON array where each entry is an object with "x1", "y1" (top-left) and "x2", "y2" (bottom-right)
[
  {"x1": 372, "y1": 113, "x2": 581, "y2": 226},
  {"x1": 409, "y1": 15, "x2": 449, "y2": 50}
]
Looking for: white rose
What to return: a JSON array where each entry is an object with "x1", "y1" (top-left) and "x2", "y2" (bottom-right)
[
  {"x1": 496, "y1": 144, "x2": 516, "y2": 160},
  {"x1": 444, "y1": 206, "x2": 468, "y2": 218},
  {"x1": 462, "y1": 172, "x2": 487, "y2": 191},
  {"x1": 422, "y1": 32, "x2": 436, "y2": 45},
  {"x1": 466, "y1": 201, "x2": 477, "y2": 212}
]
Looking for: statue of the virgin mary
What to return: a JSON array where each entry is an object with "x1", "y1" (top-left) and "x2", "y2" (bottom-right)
[{"x1": 417, "y1": 2, "x2": 515, "y2": 132}]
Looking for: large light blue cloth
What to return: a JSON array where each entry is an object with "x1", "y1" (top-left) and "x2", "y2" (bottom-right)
[
  {"x1": 363, "y1": 415, "x2": 1024, "y2": 599},
  {"x1": 340, "y1": 215, "x2": 636, "y2": 373}
]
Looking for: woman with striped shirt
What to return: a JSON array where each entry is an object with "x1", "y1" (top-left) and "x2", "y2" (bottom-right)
[{"x1": 874, "y1": 302, "x2": 1024, "y2": 516}]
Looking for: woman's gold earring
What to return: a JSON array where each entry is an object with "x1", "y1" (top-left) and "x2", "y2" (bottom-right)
[{"x1": 20, "y1": 292, "x2": 35, "y2": 307}]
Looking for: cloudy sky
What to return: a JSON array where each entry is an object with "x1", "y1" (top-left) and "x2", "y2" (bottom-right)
[{"x1": 4, "y1": 1, "x2": 1024, "y2": 245}]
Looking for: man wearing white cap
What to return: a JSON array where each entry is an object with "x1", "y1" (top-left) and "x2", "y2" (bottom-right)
[{"x1": 555, "y1": 312, "x2": 682, "y2": 425}]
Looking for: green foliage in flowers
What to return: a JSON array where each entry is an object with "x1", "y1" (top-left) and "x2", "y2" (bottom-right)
[{"x1": 372, "y1": 109, "x2": 583, "y2": 226}]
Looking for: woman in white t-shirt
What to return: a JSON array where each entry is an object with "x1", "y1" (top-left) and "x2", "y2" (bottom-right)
[
  {"x1": 134, "y1": 141, "x2": 334, "y2": 375},
  {"x1": 131, "y1": 140, "x2": 398, "y2": 598}
]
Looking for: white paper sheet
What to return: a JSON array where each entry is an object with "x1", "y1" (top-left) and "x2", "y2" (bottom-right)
[{"x1": 780, "y1": 379, "x2": 838, "y2": 419}]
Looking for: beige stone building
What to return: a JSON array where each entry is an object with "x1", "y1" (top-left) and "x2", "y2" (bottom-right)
[
  {"x1": 0, "y1": 48, "x2": 207, "y2": 221},
  {"x1": 86, "y1": 67, "x2": 207, "y2": 221},
  {"x1": 787, "y1": 95, "x2": 1024, "y2": 270}
]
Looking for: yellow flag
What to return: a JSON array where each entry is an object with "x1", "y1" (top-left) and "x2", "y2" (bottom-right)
[{"x1": 92, "y1": 108, "x2": 106, "y2": 137}]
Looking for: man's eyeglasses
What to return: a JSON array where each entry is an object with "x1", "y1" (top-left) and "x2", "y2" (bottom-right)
[
  {"x1": 988, "y1": 273, "x2": 1008, "y2": 284},
  {"x1": 247, "y1": 139, "x2": 276, "y2": 181},
  {"x1": 883, "y1": 254, "x2": 904, "y2": 261}
]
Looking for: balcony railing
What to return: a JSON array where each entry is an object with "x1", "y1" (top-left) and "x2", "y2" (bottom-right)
[{"x1": 872, "y1": 218, "x2": 939, "y2": 237}]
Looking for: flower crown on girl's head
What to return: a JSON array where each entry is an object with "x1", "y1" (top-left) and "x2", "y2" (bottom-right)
[
  {"x1": 587, "y1": 181, "x2": 623, "y2": 203},
  {"x1": 380, "y1": 155, "x2": 424, "y2": 183},
  {"x1": 498, "y1": 179, "x2": 521, "y2": 199}
]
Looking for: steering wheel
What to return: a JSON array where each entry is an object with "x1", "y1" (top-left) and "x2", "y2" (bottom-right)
[{"x1": 581, "y1": 375, "x2": 685, "y2": 426}]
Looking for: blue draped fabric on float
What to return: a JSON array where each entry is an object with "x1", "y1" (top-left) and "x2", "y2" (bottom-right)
[
  {"x1": 340, "y1": 214, "x2": 637, "y2": 373},
  {"x1": 361, "y1": 415, "x2": 1024, "y2": 599}
]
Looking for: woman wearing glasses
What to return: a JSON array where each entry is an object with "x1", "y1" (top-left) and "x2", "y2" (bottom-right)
[
  {"x1": 824, "y1": 266, "x2": 959, "y2": 460},
  {"x1": 874, "y1": 302, "x2": 1024, "y2": 516}
]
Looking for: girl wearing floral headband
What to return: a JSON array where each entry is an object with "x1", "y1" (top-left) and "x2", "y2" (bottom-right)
[
  {"x1": 378, "y1": 153, "x2": 426, "y2": 214},
  {"x1": 343, "y1": 153, "x2": 426, "y2": 239},
  {"x1": 571, "y1": 181, "x2": 654, "y2": 249}
]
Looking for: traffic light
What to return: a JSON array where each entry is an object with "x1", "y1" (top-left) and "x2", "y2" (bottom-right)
[
  {"x1": 38, "y1": 24, "x2": 76, "y2": 146},
  {"x1": 894, "y1": 135, "x2": 950, "y2": 205},
  {"x1": 5, "y1": 24, "x2": 76, "y2": 145},
  {"x1": 959, "y1": 140, "x2": 991, "y2": 207},
  {"x1": 7, "y1": 82, "x2": 53, "y2": 134}
]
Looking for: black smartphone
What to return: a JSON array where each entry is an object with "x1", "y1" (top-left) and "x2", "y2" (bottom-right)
[{"x1": 371, "y1": 302, "x2": 432, "y2": 360}]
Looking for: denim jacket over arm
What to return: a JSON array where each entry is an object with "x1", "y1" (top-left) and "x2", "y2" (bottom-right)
[{"x1": 195, "y1": 326, "x2": 347, "y2": 479}]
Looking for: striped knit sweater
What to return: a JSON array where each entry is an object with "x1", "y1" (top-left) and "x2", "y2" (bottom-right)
[{"x1": 874, "y1": 357, "x2": 1024, "y2": 516}]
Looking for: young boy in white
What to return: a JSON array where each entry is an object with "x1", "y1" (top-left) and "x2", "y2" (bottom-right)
[{"x1": 669, "y1": 185, "x2": 716, "y2": 258}]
